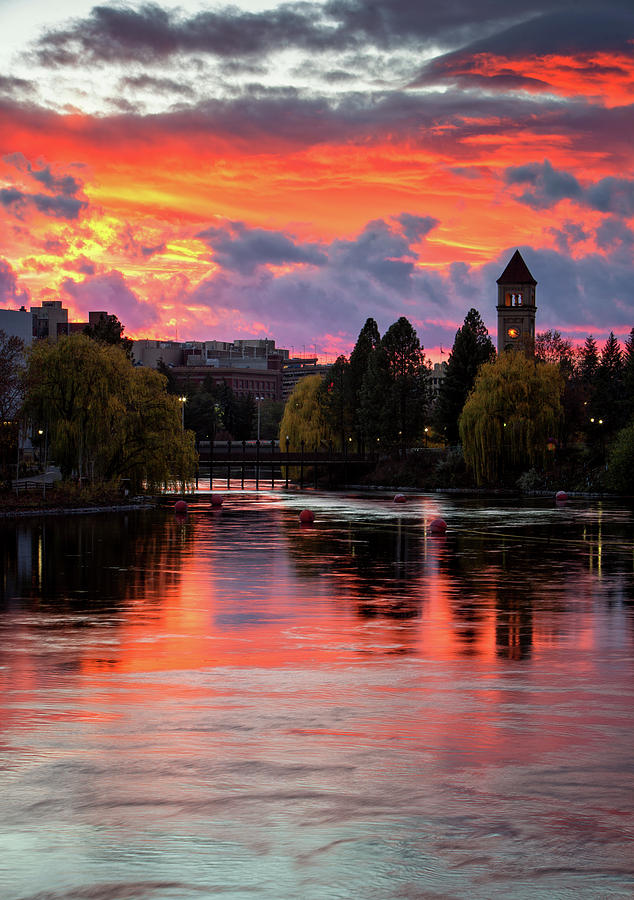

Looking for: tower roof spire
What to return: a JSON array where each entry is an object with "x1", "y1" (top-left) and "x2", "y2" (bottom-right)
[{"x1": 497, "y1": 249, "x2": 537, "y2": 285}]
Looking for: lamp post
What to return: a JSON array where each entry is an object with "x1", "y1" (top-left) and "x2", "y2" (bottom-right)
[
  {"x1": 424, "y1": 426, "x2": 429, "y2": 448},
  {"x1": 255, "y1": 396, "x2": 264, "y2": 441},
  {"x1": 178, "y1": 395, "x2": 187, "y2": 430}
]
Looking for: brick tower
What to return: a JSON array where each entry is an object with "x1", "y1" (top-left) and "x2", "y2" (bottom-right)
[{"x1": 496, "y1": 249, "x2": 537, "y2": 354}]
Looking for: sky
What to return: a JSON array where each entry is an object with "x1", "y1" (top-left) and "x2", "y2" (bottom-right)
[{"x1": 0, "y1": 0, "x2": 632, "y2": 361}]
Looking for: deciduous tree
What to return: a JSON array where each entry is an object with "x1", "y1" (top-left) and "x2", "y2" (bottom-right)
[
  {"x1": 279, "y1": 375, "x2": 334, "y2": 451},
  {"x1": 26, "y1": 334, "x2": 196, "y2": 490},
  {"x1": 459, "y1": 352, "x2": 564, "y2": 484}
]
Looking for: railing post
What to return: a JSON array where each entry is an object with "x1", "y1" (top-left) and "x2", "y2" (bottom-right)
[
  {"x1": 241, "y1": 440, "x2": 246, "y2": 488},
  {"x1": 285, "y1": 435, "x2": 290, "y2": 489},
  {"x1": 227, "y1": 440, "x2": 232, "y2": 489},
  {"x1": 209, "y1": 439, "x2": 214, "y2": 490},
  {"x1": 271, "y1": 440, "x2": 275, "y2": 488}
]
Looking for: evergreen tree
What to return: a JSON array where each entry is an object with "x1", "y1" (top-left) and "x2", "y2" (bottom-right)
[
  {"x1": 578, "y1": 335, "x2": 600, "y2": 383},
  {"x1": 380, "y1": 317, "x2": 430, "y2": 451},
  {"x1": 319, "y1": 355, "x2": 354, "y2": 450},
  {"x1": 593, "y1": 332, "x2": 623, "y2": 434},
  {"x1": 622, "y1": 328, "x2": 634, "y2": 422},
  {"x1": 435, "y1": 308, "x2": 495, "y2": 444},
  {"x1": 348, "y1": 318, "x2": 381, "y2": 449}
]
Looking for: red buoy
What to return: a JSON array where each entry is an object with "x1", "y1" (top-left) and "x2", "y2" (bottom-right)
[
  {"x1": 299, "y1": 509, "x2": 315, "y2": 524},
  {"x1": 555, "y1": 490, "x2": 568, "y2": 502},
  {"x1": 210, "y1": 494, "x2": 223, "y2": 507},
  {"x1": 394, "y1": 493, "x2": 407, "y2": 503},
  {"x1": 174, "y1": 499, "x2": 188, "y2": 514},
  {"x1": 429, "y1": 517, "x2": 447, "y2": 534}
]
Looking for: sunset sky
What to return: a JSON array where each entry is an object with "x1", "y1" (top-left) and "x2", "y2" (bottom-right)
[{"x1": 1, "y1": 0, "x2": 632, "y2": 360}]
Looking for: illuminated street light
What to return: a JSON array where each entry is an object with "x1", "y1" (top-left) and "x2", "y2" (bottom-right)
[{"x1": 178, "y1": 395, "x2": 187, "y2": 430}]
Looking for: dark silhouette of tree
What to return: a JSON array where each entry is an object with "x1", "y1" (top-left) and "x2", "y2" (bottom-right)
[
  {"x1": 381, "y1": 317, "x2": 430, "y2": 452},
  {"x1": 621, "y1": 328, "x2": 634, "y2": 423},
  {"x1": 156, "y1": 358, "x2": 179, "y2": 394},
  {"x1": 578, "y1": 335, "x2": 600, "y2": 384},
  {"x1": 0, "y1": 329, "x2": 25, "y2": 420},
  {"x1": 535, "y1": 329, "x2": 575, "y2": 376},
  {"x1": 349, "y1": 318, "x2": 380, "y2": 450},
  {"x1": 593, "y1": 332, "x2": 623, "y2": 435},
  {"x1": 319, "y1": 355, "x2": 354, "y2": 450},
  {"x1": 84, "y1": 314, "x2": 133, "y2": 359},
  {"x1": 435, "y1": 308, "x2": 495, "y2": 444},
  {"x1": 0, "y1": 330, "x2": 25, "y2": 484}
]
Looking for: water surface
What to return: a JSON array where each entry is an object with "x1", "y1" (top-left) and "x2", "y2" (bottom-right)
[{"x1": 1, "y1": 491, "x2": 633, "y2": 899}]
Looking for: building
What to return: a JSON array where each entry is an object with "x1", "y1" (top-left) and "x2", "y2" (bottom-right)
[
  {"x1": 0, "y1": 307, "x2": 33, "y2": 347},
  {"x1": 281, "y1": 357, "x2": 330, "y2": 400},
  {"x1": 429, "y1": 361, "x2": 447, "y2": 399},
  {"x1": 30, "y1": 300, "x2": 68, "y2": 341},
  {"x1": 496, "y1": 250, "x2": 537, "y2": 354}
]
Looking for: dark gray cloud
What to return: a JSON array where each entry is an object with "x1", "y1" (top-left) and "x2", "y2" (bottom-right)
[
  {"x1": 196, "y1": 221, "x2": 328, "y2": 274},
  {"x1": 33, "y1": 1, "x2": 633, "y2": 71},
  {"x1": 0, "y1": 75, "x2": 36, "y2": 97},
  {"x1": 119, "y1": 74, "x2": 196, "y2": 97},
  {"x1": 34, "y1": 1, "x2": 349, "y2": 67},
  {"x1": 505, "y1": 161, "x2": 634, "y2": 215},
  {"x1": 62, "y1": 271, "x2": 158, "y2": 330},
  {"x1": 0, "y1": 186, "x2": 86, "y2": 220},
  {"x1": 64, "y1": 256, "x2": 97, "y2": 275},
  {"x1": 396, "y1": 214, "x2": 439, "y2": 243},
  {"x1": 413, "y1": 7, "x2": 634, "y2": 89},
  {"x1": 0, "y1": 258, "x2": 30, "y2": 305}
]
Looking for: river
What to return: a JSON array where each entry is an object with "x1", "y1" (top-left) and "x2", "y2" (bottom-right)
[{"x1": 1, "y1": 490, "x2": 633, "y2": 899}]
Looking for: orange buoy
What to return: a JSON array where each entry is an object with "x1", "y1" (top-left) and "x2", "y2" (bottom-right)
[
  {"x1": 210, "y1": 494, "x2": 223, "y2": 507},
  {"x1": 429, "y1": 517, "x2": 447, "y2": 534},
  {"x1": 174, "y1": 500, "x2": 188, "y2": 514},
  {"x1": 394, "y1": 493, "x2": 407, "y2": 503},
  {"x1": 299, "y1": 509, "x2": 315, "y2": 524},
  {"x1": 555, "y1": 490, "x2": 568, "y2": 502}
]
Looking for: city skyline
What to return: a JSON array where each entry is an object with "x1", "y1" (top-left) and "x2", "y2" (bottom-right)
[{"x1": 1, "y1": 0, "x2": 632, "y2": 361}]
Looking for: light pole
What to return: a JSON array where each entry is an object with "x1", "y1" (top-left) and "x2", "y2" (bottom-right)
[
  {"x1": 179, "y1": 395, "x2": 187, "y2": 430},
  {"x1": 424, "y1": 426, "x2": 429, "y2": 448},
  {"x1": 255, "y1": 396, "x2": 264, "y2": 441}
]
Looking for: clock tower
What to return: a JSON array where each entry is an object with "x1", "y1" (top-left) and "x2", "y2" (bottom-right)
[{"x1": 496, "y1": 249, "x2": 537, "y2": 354}]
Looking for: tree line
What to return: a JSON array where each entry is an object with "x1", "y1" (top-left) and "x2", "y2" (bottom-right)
[
  {"x1": 280, "y1": 316, "x2": 432, "y2": 455},
  {"x1": 0, "y1": 327, "x2": 196, "y2": 491}
]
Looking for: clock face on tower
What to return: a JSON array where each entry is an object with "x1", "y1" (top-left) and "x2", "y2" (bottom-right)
[{"x1": 507, "y1": 327, "x2": 520, "y2": 339}]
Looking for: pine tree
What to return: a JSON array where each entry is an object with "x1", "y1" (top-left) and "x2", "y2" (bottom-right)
[
  {"x1": 593, "y1": 332, "x2": 623, "y2": 434},
  {"x1": 319, "y1": 355, "x2": 354, "y2": 450},
  {"x1": 578, "y1": 335, "x2": 600, "y2": 383},
  {"x1": 622, "y1": 328, "x2": 634, "y2": 422},
  {"x1": 435, "y1": 308, "x2": 495, "y2": 444},
  {"x1": 380, "y1": 317, "x2": 430, "y2": 452},
  {"x1": 349, "y1": 318, "x2": 380, "y2": 450}
]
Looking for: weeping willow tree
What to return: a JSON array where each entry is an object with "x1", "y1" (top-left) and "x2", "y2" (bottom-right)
[
  {"x1": 279, "y1": 374, "x2": 335, "y2": 451},
  {"x1": 25, "y1": 334, "x2": 197, "y2": 491},
  {"x1": 459, "y1": 351, "x2": 564, "y2": 484}
]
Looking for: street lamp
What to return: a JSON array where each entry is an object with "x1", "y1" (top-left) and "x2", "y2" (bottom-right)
[
  {"x1": 178, "y1": 395, "x2": 187, "y2": 430},
  {"x1": 255, "y1": 396, "x2": 264, "y2": 440},
  {"x1": 424, "y1": 426, "x2": 429, "y2": 448}
]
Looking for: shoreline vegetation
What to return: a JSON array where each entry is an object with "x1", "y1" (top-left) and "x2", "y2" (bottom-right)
[{"x1": 1, "y1": 457, "x2": 627, "y2": 519}]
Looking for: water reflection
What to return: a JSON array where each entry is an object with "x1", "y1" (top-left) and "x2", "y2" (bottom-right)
[{"x1": 0, "y1": 493, "x2": 633, "y2": 900}]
